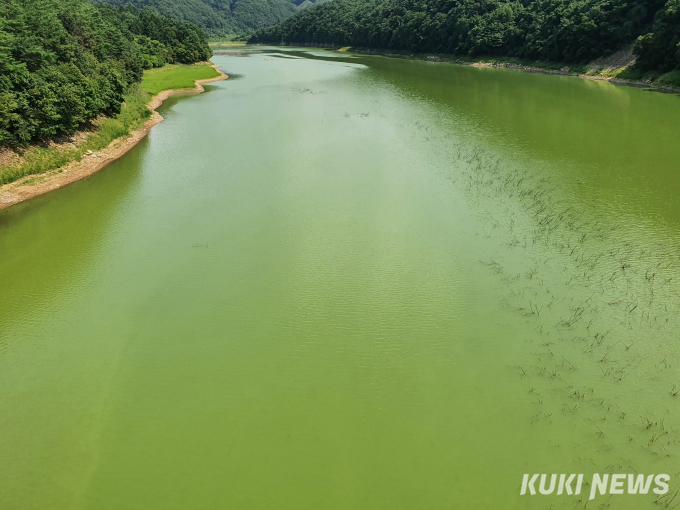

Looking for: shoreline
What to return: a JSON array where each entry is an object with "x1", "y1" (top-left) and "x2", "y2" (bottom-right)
[
  {"x1": 249, "y1": 43, "x2": 680, "y2": 95},
  {"x1": 0, "y1": 65, "x2": 228, "y2": 212},
  {"x1": 359, "y1": 51, "x2": 680, "y2": 94}
]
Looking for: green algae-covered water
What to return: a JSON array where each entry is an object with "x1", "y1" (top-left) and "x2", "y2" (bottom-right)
[{"x1": 2, "y1": 48, "x2": 680, "y2": 509}]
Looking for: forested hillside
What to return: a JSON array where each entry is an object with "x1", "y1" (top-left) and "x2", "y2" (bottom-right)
[
  {"x1": 0, "y1": 0, "x2": 211, "y2": 148},
  {"x1": 634, "y1": 0, "x2": 680, "y2": 72},
  {"x1": 249, "y1": 0, "x2": 680, "y2": 73},
  {"x1": 95, "y1": 0, "x2": 299, "y2": 37}
]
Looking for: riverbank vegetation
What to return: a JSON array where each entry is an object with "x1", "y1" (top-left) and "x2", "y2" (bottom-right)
[
  {"x1": 0, "y1": 63, "x2": 217, "y2": 187},
  {"x1": 0, "y1": 86, "x2": 150, "y2": 186},
  {"x1": 0, "y1": 0, "x2": 211, "y2": 150},
  {"x1": 249, "y1": 0, "x2": 680, "y2": 78},
  {"x1": 633, "y1": 0, "x2": 680, "y2": 74}
]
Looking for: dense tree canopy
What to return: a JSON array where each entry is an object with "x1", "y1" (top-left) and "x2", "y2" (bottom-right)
[
  {"x1": 95, "y1": 0, "x2": 300, "y2": 37},
  {"x1": 99, "y1": 4, "x2": 212, "y2": 64},
  {"x1": 0, "y1": 0, "x2": 211, "y2": 148},
  {"x1": 634, "y1": 0, "x2": 680, "y2": 71},
  {"x1": 249, "y1": 0, "x2": 678, "y2": 71}
]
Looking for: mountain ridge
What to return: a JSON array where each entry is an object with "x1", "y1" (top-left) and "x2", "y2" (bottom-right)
[{"x1": 94, "y1": 0, "x2": 301, "y2": 36}]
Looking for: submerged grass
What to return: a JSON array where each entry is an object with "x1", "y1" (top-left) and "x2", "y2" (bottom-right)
[
  {"x1": 392, "y1": 104, "x2": 680, "y2": 487},
  {"x1": 1, "y1": 62, "x2": 220, "y2": 188},
  {"x1": 455, "y1": 137, "x2": 680, "y2": 474}
]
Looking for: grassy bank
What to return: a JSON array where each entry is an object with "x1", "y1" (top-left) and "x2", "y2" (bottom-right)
[
  {"x1": 0, "y1": 86, "x2": 152, "y2": 186},
  {"x1": 0, "y1": 63, "x2": 220, "y2": 187},
  {"x1": 209, "y1": 41, "x2": 248, "y2": 49},
  {"x1": 141, "y1": 63, "x2": 221, "y2": 95},
  {"x1": 656, "y1": 71, "x2": 680, "y2": 87},
  {"x1": 608, "y1": 67, "x2": 680, "y2": 87}
]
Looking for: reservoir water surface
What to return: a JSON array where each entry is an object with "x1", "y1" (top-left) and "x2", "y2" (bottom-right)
[{"x1": 1, "y1": 48, "x2": 680, "y2": 509}]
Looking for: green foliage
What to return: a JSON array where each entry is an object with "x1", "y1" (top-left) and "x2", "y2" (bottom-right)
[
  {"x1": 95, "y1": 0, "x2": 299, "y2": 37},
  {"x1": 0, "y1": 0, "x2": 211, "y2": 148},
  {"x1": 250, "y1": 0, "x2": 674, "y2": 69},
  {"x1": 656, "y1": 69, "x2": 680, "y2": 85},
  {"x1": 140, "y1": 62, "x2": 220, "y2": 95},
  {"x1": 0, "y1": 85, "x2": 151, "y2": 185},
  {"x1": 97, "y1": 4, "x2": 212, "y2": 63},
  {"x1": 634, "y1": 0, "x2": 680, "y2": 71},
  {"x1": 609, "y1": 65, "x2": 646, "y2": 78}
]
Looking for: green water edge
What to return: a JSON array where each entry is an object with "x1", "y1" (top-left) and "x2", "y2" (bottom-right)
[{"x1": 1, "y1": 47, "x2": 680, "y2": 509}]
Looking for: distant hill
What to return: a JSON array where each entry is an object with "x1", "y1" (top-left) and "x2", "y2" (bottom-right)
[{"x1": 94, "y1": 0, "x2": 300, "y2": 37}]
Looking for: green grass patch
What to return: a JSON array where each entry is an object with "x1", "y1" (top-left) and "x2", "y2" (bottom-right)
[
  {"x1": 656, "y1": 70, "x2": 680, "y2": 88},
  {"x1": 611, "y1": 67, "x2": 646, "y2": 80},
  {"x1": 568, "y1": 65, "x2": 588, "y2": 74},
  {"x1": 0, "y1": 85, "x2": 151, "y2": 186},
  {"x1": 141, "y1": 63, "x2": 220, "y2": 96},
  {"x1": 209, "y1": 40, "x2": 248, "y2": 48}
]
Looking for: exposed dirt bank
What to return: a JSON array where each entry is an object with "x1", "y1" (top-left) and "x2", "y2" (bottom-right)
[{"x1": 0, "y1": 65, "x2": 228, "y2": 212}]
